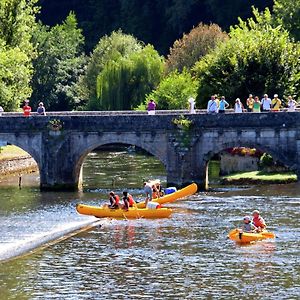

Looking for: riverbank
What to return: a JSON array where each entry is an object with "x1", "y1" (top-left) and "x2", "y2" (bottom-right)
[
  {"x1": 221, "y1": 170, "x2": 297, "y2": 184},
  {"x1": 0, "y1": 145, "x2": 38, "y2": 177}
]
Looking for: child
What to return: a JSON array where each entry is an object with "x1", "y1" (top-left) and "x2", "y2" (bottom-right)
[
  {"x1": 252, "y1": 210, "x2": 266, "y2": 231},
  {"x1": 108, "y1": 191, "x2": 120, "y2": 209},
  {"x1": 242, "y1": 216, "x2": 257, "y2": 232},
  {"x1": 122, "y1": 191, "x2": 135, "y2": 210}
]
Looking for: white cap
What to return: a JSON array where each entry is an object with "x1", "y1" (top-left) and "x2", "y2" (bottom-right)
[{"x1": 274, "y1": 94, "x2": 278, "y2": 98}]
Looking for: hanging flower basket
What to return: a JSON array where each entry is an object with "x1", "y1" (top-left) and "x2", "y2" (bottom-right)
[{"x1": 47, "y1": 119, "x2": 63, "y2": 131}]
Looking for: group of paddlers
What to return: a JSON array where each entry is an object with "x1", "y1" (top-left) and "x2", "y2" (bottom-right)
[
  {"x1": 107, "y1": 180, "x2": 163, "y2": 210},
  {"x1": 241, "y1": 210, "x2": 266, "y2": 232}
]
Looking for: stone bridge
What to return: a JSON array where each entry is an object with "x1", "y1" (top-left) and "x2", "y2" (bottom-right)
[{"x1": 0, "y1": 111, "x2": 299, "y2": 191}]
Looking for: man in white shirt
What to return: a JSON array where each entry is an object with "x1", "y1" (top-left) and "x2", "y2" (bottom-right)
[
  {"x1": 207, "y1": 95, "x2": 218, "y2": 114},
  {"x1": 261, "y1": 94, "x2": 272, "y2": 112}
]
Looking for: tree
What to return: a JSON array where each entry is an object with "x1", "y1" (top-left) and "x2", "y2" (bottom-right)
[
  {"x1": 93, "y1": 44, "x2": 163, "y2": 110},
  {"x1": 78, "y1": 30, "x2": 143, "y2": 107},
  {"x1": 0, "y1": 0, "x2": 38, "y2": 111},
  {"x1": 30, "y1": 12, "x2": 86, "y2": 111},
  {"x1": 273, "y1": 0, "x2": 300, "y2": 41},
  {"x1": 165, "y1": 23, "x2": 228, "y2": 73},
  {"x1": 146, "y1": 70, "x2": 198, "y2": 110},
  {"x1": 194, "y1": 8, "x2": 300, "y2": 107}
]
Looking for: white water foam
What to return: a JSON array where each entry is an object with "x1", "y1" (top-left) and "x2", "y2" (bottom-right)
[{"x1": 0, "y1": 218, "x2": 104, "y2": 261}]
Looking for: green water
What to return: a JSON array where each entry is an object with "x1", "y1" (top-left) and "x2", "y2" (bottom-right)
[{"x1": 0, "y1": 150, "x2": 299, "y2": 299}]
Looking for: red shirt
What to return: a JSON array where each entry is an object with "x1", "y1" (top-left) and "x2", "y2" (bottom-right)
[
  {"x1": 23, "y1": 105, "x2": 31, "y2": 116},
  {"x1": 253, "y1": 216, "x2": 266, "y2": 228}
]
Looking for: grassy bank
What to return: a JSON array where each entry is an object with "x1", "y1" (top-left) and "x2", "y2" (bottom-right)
[
  {"x1": 0, "y1": 145, "x2": 29, "y2": 161},
  {"x1": 221, "y1": 170, "x2": 297, "y2": 184}
]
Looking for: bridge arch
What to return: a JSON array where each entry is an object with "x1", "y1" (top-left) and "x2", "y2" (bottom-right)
[
  {"x1": 201, "y1": 138, "x2": 296, "y2": 188},
  {"x1": 0, "y1": 134, "x2": 41, "y2": 175},
  {"x1": 72, "y1": 133, "x2": 170, "y2": 189}
]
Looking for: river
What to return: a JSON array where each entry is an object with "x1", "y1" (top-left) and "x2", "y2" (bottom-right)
[{"x1": 0, "y1": 149, "x2": 299, "y2": 299}]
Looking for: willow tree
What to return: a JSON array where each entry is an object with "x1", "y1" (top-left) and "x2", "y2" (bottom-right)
[
  {"x1": 78, "y1": 30, "x2": 143, "y2": 109},
  {"x1": 94, "y1": 45, "x2": 163, "y2": 110}
]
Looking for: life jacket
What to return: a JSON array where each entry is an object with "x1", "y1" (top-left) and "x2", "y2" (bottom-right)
[
  {"x1": 128, "y1": 195, "x2": 135, "y2": 207},
  {"x1": 253, "y1": 216, "x2": 266, "y2": 228},
  {"x1": 114, "y1": 195, "x2": 120, "y2": 205}
]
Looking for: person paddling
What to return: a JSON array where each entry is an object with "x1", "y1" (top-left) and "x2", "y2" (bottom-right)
[
  {"x1": 241, "y1": 216, "x2": 257, "y2": 233},
  {"x1": 108, "y1": 191, "x2": 120, "y2": 209},
  {"x1": 122, "y1": 191, "x2": 135, "y2": 210},
  {"x1": 252, "y1": 210, "x2": 266, "y2": 232}
]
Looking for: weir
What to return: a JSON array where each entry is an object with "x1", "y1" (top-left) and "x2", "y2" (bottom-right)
[{"x1": 0, "y1": 111, "x2": 299, "y2": 191}]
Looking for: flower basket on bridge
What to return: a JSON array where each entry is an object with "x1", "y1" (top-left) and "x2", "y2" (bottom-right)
[
  {"x1": 172, "y1": 115, "x2": 193, "y2": 131},
  {"x1": 47, "y1": 119, "x2": 63, "y2": 134},
  {"x1": 48, "y1": 119, "x2": 63, "y2": 131}
]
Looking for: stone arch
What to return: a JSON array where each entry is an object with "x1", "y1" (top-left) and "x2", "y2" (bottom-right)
[
  {"x1": 200, "y1": 138, "x2": 295, "y2": 189},
  {"x1": 72, "y1": 134, "x2": 169, "y2": 188},
  {"x1": 0, "y1": 134, "x2": 41, "y2": 174}
]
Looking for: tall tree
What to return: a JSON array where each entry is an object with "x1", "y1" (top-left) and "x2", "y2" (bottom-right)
[
  {"x1": 30, "y1": 12, "x2": 86, "y2": 111},
  {"x1": 94, "y1": 45, "x2": 163, "y2": 110},
  {"x1": 165, "y1": 23, "x2": 228, "y2": 74},
  {"x1": 273, "y1": 0, "x2": 300, "y2": 41},
  {"x1": 194, "y1": 8, "x2": 300, "y2": 107},
  {"x1": 0, "y1": 0, "x2": 38, "y2": 110},
  {"x1": 78, "y1": 30, "x2": 143, "y2": 108}
]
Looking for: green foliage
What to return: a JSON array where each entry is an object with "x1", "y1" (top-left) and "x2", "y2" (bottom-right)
[
  {"x1": 194, "y1": 8, "x2": 300, "y2": 107},
  {"x1": 47, "y1": 119, "x2": 63, "y2": 131},
  {"x1": 166, "y1": 23, "x2": 228, "y2": 73},
  {"x1": 78, "y1": 30, "x2": 143, "y2": 109},
  {"x1": 259, "y1": 153, "x2": 274, "y2": 167},
  {"x1": 0, "y1": 0, "x2": 38, "y2": 111},
  {"x1": 172, "y1": 115, "x2": 193, "y2": 131},
  {"x1": 93, "y1": 45, "x2": 163, "y2": 110},
  {"x1": 273, "y1": 0, "x2": 300, "y2": 41},
  {"x1": 30, "y1": 12, "x2": 86, "y2": 111},
  {"x1": 147, "y1": 70, "x2": 198, "y2": 110}
]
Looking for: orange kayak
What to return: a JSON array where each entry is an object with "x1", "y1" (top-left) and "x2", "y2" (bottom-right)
[
  {"x1": 228, "y1": 228, "x2": 275, "y2": 244},
  {"x1": 136, "y1": 182, "x2": 197, "y2": 208},
  {"x1": 76, "y1": 203, "x2": 172, "y2": 219}
]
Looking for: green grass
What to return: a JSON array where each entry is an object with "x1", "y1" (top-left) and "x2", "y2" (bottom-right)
[
  {"x1": 223, "y1": 170, "x2": 297, "y2": 183},
  {"x1": 0, "y1": 145, "x2": 29, "y2": 161}
]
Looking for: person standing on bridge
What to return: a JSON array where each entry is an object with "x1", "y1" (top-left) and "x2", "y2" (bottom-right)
[
  {"x1": 23, "y1": 100, "x2": 31, "y2": 117},
  {"x1": 147, "y1": 99, "x2": 156, "y2": 115},
  {"x1": 0, "y1": 106, "x2": 4, "y2": 116},
  {"x1": 218, "y1": 96, "x2": 229, "y2": 114},
  {"x1": 287, "y1": 96, "x2": 298, "y2": 112},
  {"x1": 37, "y1": 102, "x2": 46, "y2": 116},
  {"x1": 261, "y1": 94, "x2": 272, "y2": 112},
  {"x1": 207, "y1": 95, "x2": 218, "y2": 114}
]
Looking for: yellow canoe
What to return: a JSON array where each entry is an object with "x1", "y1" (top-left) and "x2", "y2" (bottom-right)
[
  {"x1": 228, "y1": 228, "x2": 275, "y2": 244},
  {"x1": 136, "y1": 182, "x2": 198, "y2": 208},
  {"x1": 76, "y1": 203, "x2": 172, "y2": 219}
]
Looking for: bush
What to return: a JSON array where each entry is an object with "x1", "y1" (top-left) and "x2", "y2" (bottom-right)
[
  {"x1": 260, "y1": 153, "x2": 274, "y2": 167},
  {"x1": 146, "y1": 70, "x2": 198, "y2": 110},
  {"x1": 193, "y1": 8, "x2": 300, "y2": 108},
  {"x1": 165, "y1": 23, "x2": 228, "y2": 74}
]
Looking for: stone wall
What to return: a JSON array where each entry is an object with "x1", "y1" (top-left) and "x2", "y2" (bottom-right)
[
  {"x1": 0, "y1": 156, "x2": 38, "y2": 176},
  {"x1": 220, "y1": 153, "x2": 259, "y2": 175}
]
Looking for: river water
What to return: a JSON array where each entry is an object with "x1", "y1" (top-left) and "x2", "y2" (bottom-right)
[{"x1": 0, "y1": 149, "x2": 299, "y2": 299}]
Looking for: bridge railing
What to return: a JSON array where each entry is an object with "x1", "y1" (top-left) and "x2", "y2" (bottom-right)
[{"x1": 1, "y1": 108, "x2": 299, "y2": 116}]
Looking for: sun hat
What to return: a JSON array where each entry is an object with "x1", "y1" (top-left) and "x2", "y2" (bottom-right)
[
  {"x1": 243, "y1": 216, "x2": 251, "y2": 221},
  {"x1": 252, "y1": 210, "x2": 260, "y2": 215}
]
